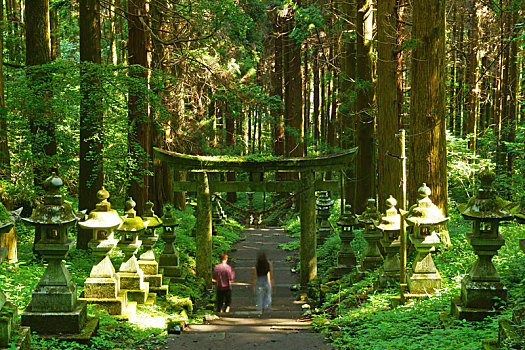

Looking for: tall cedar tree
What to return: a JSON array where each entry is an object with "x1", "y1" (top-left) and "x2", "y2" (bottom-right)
[
  {"x1": 341, "y1": 0, "x2": 356, "y2": 208},
  {"x1": 127, "y1": 0, "x2": 149, "y2": 215},
  {"x1": 354, "y1": 0, "x2": 375, "y2": 213},
  {"x1": 0, "y1": 0, "x2": 10, "y2": 194},
  {"x1": 78, "y1": 0, "x2": 104, "y2": 249},
  {"x1": 377, "y1": 0, "x2": 402, "y2": 212},
  {"x1": 25, "y1": 0, "x2": 56, "y2": 188},
  {"x1": 409, "y1": 0, "x2": 448, "y2": 213},
  {"x1": 283, "y1": 3, "x2": 303, "y2": 159},
  {"x1": 150, "y1": 0, "x2": 175, "y2": 215}
]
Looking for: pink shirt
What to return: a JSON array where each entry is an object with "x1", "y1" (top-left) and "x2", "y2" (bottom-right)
[{"x1": 213, "y1": 263, "x2": 235, "y2": 290}]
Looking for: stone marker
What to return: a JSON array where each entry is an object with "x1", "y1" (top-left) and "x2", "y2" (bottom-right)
[
  {"x1": 21, "y1": 173, "x2": 98, "y2": 337},
  {"x1": 451, "y1": 169, "x2": 511, "y2": 321},
  {"x1": 405, "y1": 184, "x2": 449, "y2": 295}
]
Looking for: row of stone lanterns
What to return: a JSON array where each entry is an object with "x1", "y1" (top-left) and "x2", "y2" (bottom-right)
[
  {"x1": 323, "y1": 183, "x2": 448, "y2": 297},
  {"x1": 15, "y1": 173, "x2": 182, "y2": 339}
]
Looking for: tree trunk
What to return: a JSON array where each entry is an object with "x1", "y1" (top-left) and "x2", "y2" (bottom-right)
[
  {"x1": 25, "y1": 0, "x2": 56, "y2": 190},
  {"x1": 313, "y1": 48, "x2": 320, "y2": 146},
  {"x1": 283, "y1": 3, "x2": 304, "y2": 158},
  {"x1": 78, "y1": 0, "x2": 104, "y2": 249},
  {"x1": 225, "y1": 103, "x2": 236, "y2": 202},
  {"x1": 466, "y1": 0, "x2": 479, "y2": 153},
  {"x1": 341, "y1": 0, "x2": 356, "y2": 208},
  {"x1": 377, "y1": 0, "x2": 402, "y2": 212},
  {"x1": 448, "y1": 3, "x2": 457, "y2": 133},
  {"x1": 272, "y1": 9, "x2": 284, "y2": 158},
  {"x1": 354, "y1": 0, "x2": 375, "y2": 213},
  {"x1": 455, "y1": 13, "x2": 464, "y2": 136},
  {"x1": 0, "y1": 0, "x2": 10, "y2": 190},
  {"x1": 409, "y1": 0, "x2": 448, "y2": 214},
  {"x1": 50, "y1": 7, "x2": 60, "y2": 60},
  {"x1": 501, "y1": 9, "x2": 518, "y2": 181},
  {"x1": 127, "y1": 0, "x2": 149, "y2": 215},
  {"x1": 196, "y1": 172, "x2": 212, "y2": 289}
]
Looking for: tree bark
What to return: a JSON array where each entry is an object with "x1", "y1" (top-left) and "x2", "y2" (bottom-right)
[
  {"x1": 354, "y1": 0, "x2": 375, "y2": 213},
  {"x1": 466, "y1": 0, "x2": 479, "y2": 153},
  {"x1": 78, "y1": 0, "x2": 104, "y2": 249},
  {"x1": 25, "y1": 0, "x2": 56, "y2": 189},
  {"x1": 225, "y1": 103, "x2": 236, "y2": 202},
  {"x1": 283, "y1": 2, "x2": 303, "y2": 158},
  {"x1": 0, "y1": 0, "x2": 11, "y2": 190},
  {"x1": 127, "y1": 0, "x2": 149, "y2": 215},
  {"x1": 196, "y1": 172, "x2": 212, "y2": 289},
  {"x1": 377, "y1": 0, "x2": 402, "y2": 212},
  {"x1": 341, "y1": 0, "x2": 356, "y2": 208},
  {"x1": 409, "y1": 0, "x2": 448, "y2": 214},
  {"x1": 300, "y1": 171, "x2": 316, "y2": 286}
]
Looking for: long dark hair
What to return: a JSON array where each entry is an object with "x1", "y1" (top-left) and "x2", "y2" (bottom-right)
[{"x1": 256, "y1": 252, "x2": 269, "y2": 273}]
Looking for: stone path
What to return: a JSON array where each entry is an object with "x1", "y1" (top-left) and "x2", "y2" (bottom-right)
[{"x1": 162, "y1": 227, "x2": 333, "y2": 349}]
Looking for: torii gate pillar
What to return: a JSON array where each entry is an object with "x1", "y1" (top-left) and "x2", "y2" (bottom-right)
[
  {"x1": 195, "y1": 171, "x2": 212, "y2": 289},
  {"x1": 300, "y1": 171, "x2": 317, "y2": 286}
]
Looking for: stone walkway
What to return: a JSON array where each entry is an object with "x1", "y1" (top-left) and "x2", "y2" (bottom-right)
[{"x1": 162, "y1": 227, "x2": 333, "y2": 349}]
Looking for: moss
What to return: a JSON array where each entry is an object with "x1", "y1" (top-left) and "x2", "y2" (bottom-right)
[{"x1": 0, "y1": 203, "x2": 9, "y2": 221}]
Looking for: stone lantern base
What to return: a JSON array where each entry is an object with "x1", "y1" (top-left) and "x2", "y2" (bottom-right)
[
  {"x1": 360, "y1": 231, "x2": 384, "y2": 272},
  {"x1": 450, "y1": 276, "x2": 507, "y2": 321},
  {"x1": 139, "y1": 260, "x2": 169, "y2": 297},
  {"x1": 407, "y1": 233, "x2": 442, "y2": 295},
  {"x1": 21, "y1": 300, "x2": 99, "y2": 338},
  {"x1": 0, "y1": 301, "x2": 31, "y2": 350},
  {"x1": 378, "y1": 240, "x2": 400, "y2": 288}
]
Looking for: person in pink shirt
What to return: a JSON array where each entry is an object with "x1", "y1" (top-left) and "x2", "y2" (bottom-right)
[{"x1": 212, "y1": 253, "x2": 235, "y2": 313}]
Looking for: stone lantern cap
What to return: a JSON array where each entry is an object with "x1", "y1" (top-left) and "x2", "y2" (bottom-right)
[
  {"x1": 458, "y1": 169, "x2": 515, "y2": 221},
  {"x1": 142, "y1": 201, "x2": 162, "y2": 228},
  {"x1": 23, "y1": 173, "x2": 84, "y2": 225},
  {"x1": 161, "y1": 206, "x2": 178, "y2": 227},
  {"x1": 405, "y1": 183, "x2": 449, "y2": 226},
  {"x1": 78, "y1": 187, "x2": 124, "y2": 230},
  {"x1": 0, "y1": 202, "x2": 22, "y2": 233},
  {"x1": 358, "y1": 198, "x2": 382, "y2": 225},
  {"x1": 118, "y1": 198, "x2": 149, "y2": 232},
  {"x1": 377, "y1": 196, "x2": 401, "y2": 231},
  {"x1": 316, "y1": 191, "x2": 334, "y2": 209},
  {"x1": 336, "y1": 204, "x2": 358, "y2": 228}
]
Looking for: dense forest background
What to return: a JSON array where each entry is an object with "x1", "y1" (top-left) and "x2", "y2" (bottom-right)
[{"x1": 0, "y1": 0, "x2": 523, "y2": 233}]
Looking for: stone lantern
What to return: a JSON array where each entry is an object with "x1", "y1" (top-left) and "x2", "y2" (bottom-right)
[
  {"x1": 329, "y1": 204, "x2": 359, "y2": 279},
  {"x1": 0, "y1": 204, "x2": 30, "y2": 348},
  {"x1": 159, "y1": 206, "x2": 183, "y2": 283},
  {"x1": 116, "y1": 198, "x2": 150, "y2": 304},
  {"x1": 405, "y1": 183, "x2": 449, "y2": 295},
  {"x1": 316, "y1": 191, "x2": 334, "y2": 246},
  {"x1": 377, "y1": 196, "x2": 401, "y2": 288},
  {"x1": 211, "y1": 195, "x2": 223, "y2": 234},
  {"x1": 21, "y1": 173, "x2": 97, "y2": 336},
  {"x1": 140, "y1": 201, "x2": 168, "y2": 296},
  {"x1": 358, "y1": 198, "x2": 383, "y2": 272},
  {"x1": 77, "y1": 187, "x2": 130, "y2": 315},
  {"x1": 451, "y1": 169, "x2": 512, "y2": 321}
]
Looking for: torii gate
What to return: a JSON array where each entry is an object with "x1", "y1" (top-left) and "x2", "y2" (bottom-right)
[{"x1": 153, "y1": 147, "x2": 357, "y2": 288}]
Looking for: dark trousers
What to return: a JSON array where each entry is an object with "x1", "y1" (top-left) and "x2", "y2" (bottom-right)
[{"x1": 216, "y1": 288, "x2": 232, "y2": 312}]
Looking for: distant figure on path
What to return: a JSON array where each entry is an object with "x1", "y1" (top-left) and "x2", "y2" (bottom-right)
[
  {"x1": 252, "y1": 251, "x2": 273, "y2": 313},
  {"x1": 212, "y1": 253, "x2": 235, "y2": 313}
]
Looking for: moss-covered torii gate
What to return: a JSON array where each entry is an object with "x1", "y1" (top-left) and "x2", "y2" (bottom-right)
[{"x1": 153, "y1": 148, "x2": 357, "y2": 288}]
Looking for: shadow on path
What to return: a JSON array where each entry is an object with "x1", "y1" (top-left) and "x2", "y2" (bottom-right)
[{"x1": 161, "y1": 227, "x2": 333, "y2": 349}]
